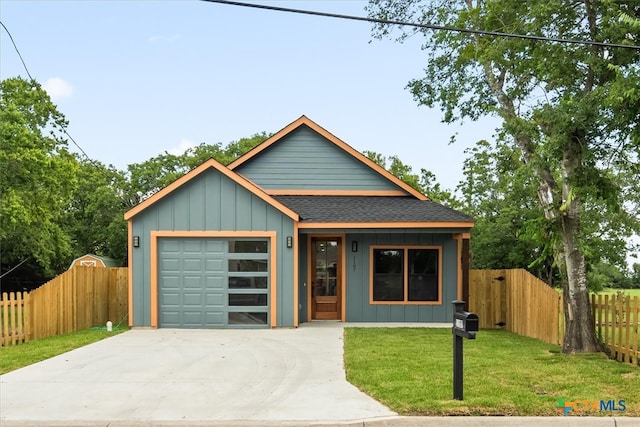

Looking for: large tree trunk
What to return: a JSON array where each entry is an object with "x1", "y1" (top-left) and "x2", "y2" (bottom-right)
[
  {"x1": 559, "y1": 143, "x2": 600, "y2": 353},
  {"x1": 560, "y1": 199, "x2": 600, "y2": 353}
]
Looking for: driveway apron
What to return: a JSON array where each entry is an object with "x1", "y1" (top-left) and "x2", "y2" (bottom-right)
[{"x1": 0, "y1": 325, "x2": 396, "y2": 423}]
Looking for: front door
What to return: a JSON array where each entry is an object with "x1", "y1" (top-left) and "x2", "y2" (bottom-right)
[{"x1": 311, "y1": 238, "x2": 341, "y2": 320}]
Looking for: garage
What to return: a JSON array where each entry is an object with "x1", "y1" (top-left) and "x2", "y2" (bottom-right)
[{"x1": 158, "y1": 237, "x2": 270, "y2": 328}]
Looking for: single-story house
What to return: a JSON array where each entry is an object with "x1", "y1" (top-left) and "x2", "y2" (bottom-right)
[
  {"x1": 69, "y1": 254, "x2": 121, "y2": 269},
  {"x1": 124, "y1": 116, "x2": 474, "y2": 328}
]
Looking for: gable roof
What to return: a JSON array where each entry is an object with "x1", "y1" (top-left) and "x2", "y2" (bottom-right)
[
  {"x1": 124, "y1": 158, "x2": 299, "y2": 221},
  {"x1": 228, "y1": 115, "x2": 429, "y2": 201},
  {"x1": 274, "y1": 196, "x2": 474, "y2": 228}
]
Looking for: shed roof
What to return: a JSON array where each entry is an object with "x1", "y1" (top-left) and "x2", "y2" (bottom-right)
[
  {"x1": 273, "y1": 196, "x2": 474, "y2": 226},
  {"x1": 69, "y1": 254, "x2": 121, "y2": 268}
]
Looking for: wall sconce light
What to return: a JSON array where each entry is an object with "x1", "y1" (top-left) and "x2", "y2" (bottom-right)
[
  {"x1": 286, "y1": 236, "x2": 293, "y2": 248},
  {"x1": 133, "y1": 236, "x2": 140, "y2": 248},
  {"x1": 352, "y1": 241, "x2": 358, "y2": 252}
]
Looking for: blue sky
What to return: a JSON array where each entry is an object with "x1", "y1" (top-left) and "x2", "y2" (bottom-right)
[{"x1": 1, "y1": 0, "x2": 499, "y2": 191}]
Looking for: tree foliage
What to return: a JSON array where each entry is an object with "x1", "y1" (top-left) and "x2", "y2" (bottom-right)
[
  {"x1": 0, "y1": 77, "x2": 78, "y2": 276},
  {"x1": 364, "y1": 150, "x2": 459, "y2": 205},
  {"x1": 367, "y1": 0, "x2": 640, "y2": 353}
]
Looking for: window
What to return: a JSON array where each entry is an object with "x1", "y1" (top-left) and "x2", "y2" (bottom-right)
[{"x1": 371, "y1": 246, "x2": 441, "y2": 304}]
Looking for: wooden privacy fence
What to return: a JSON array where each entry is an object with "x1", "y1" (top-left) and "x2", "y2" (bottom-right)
[
  {"x1": 1, "y1": 291, "x2": 30, "y2": 346},
  {"x1": 469, "y1": 269, "x2": 564, "y2": 345},
  {"x1": 592, "y1": 294, "x2": 639, "y2": 366},
  {"x1": 0, "y1": 267, "x2": 128, "y2": 346}
]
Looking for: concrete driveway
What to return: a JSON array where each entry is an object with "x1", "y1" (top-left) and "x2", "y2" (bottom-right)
[{"x1": 0, "y1": 324, "x2": 396, "y2": 424}]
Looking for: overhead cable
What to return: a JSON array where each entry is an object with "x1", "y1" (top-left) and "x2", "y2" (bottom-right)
[{"x1": 202, "y1": 0, "x2": 640, "y2": 50}]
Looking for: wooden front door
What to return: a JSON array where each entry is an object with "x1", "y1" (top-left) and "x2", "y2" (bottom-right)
[{"x1": 311, "y1": 238, "x2": 341, "y2": 320}]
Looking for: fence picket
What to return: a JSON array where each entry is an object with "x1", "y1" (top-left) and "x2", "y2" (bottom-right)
[{"x1": 0, "y1": 267, "x2": 128, "y2": 346}]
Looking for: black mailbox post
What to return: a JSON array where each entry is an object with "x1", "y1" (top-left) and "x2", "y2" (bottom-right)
[{"x1": 452, "y1": 300, "x2": 478, "y2": 400}]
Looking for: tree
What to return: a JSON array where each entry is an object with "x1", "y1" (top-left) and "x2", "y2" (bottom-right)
[
  {"x1": 367, "y1": 0, "x2": 640, "y2": 353},
  {"x1": 63, "y1": 158, "x2": 129, "y2": 264},
  {"x1": 123, "y1": 133, "x2": 270, "y2": 206},
  {"x1": 0, "y1": 77, "x2": 78, "y2": 279},
  {"x1": 363, "y1": 150, "x2": 458, "y2": 204},
  {"x1": 458, "y1": 139, "x2": 554, "y2": 279}
]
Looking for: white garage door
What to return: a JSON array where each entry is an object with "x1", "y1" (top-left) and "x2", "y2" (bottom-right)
[{"x1": 158, "y1": 238, "x2": 269, "y2": 328}]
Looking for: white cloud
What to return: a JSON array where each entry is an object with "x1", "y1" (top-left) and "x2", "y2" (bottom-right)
[
  {"x1": 42, "y1": 77, "x2": 73, "y2": 101},
  {"x1": 167, "y1": 138, "x2": 196, "y2": 156}
]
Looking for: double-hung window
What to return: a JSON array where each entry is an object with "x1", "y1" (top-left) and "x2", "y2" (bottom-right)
[{"x1": 370, "y1": 246, "x2": 441, "y2": 304}]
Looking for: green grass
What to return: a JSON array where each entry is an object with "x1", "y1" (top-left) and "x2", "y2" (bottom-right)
[
  {"x1": 344, "y1": 328, "x2": 639, "y2": 416},
  {"x1": 0, "y1": 327, "x2": 128, "y2": 374}
]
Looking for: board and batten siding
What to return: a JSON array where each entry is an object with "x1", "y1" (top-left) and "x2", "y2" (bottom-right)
[
  {"x1": 343, "y1": 232, "x2": 459, "y2": 323},
  {"x1": 131, "y1": 169, "x2": 296, "y2": 327},
  {"x1": 234, "y1": 125, "x2": 402, "y2": 192}
]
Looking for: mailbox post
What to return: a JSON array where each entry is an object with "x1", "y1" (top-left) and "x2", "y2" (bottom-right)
[{"x1": 452, "y1": 300, "x2": 478, "y2": 400}]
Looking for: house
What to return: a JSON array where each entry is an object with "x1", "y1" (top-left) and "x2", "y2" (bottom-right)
[
  {"x1": 69, "y1": 254, "x2": 121, "y2": 269},
  {"x1": 124, "y1": 116, "x2": 474, "y2": 328}
]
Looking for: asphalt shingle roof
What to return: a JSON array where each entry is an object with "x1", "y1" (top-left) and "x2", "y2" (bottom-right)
[{"x1": 273, "y1": 196, "x2": 474, "y2": 224}]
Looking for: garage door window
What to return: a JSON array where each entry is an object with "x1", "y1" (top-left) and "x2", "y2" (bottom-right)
[
  {"x1": 229, "y1": 277, "x2": 268, "y2": 289},
  {"x1": 228, "y1": 240, "x2": 269, "y2": 326},
  {"x1": 229, "y1": 312, "x2": 268, "y2": 325},
  {"x1": 228, "y1": 259, "x2": 268, "y2": 272},
  {"x1": 229, "y1": 240, "x2": 268, "y2": 253}
]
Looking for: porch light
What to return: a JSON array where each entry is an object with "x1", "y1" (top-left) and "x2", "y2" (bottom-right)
[
  {"x1": 352, "y1": 241, "x2": 358, "y2": 252},
  {"x1": 133, "y1": 235, "x2": 140, "y2": 248},
  {"x1": 286, "y1": 236, "x2": 293, "y2": 248}
]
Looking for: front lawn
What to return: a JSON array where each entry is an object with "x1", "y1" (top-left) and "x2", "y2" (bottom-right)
[
  {"x1": 344, "y1": 328, "x2": 639, "y2": 416},
  {"x1": 0, "y1": 328, "x2": 128, "y2": 374}
]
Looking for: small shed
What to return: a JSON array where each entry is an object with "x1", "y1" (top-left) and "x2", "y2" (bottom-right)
[{"x1": 69, "y1": 254, "x2": 121, "y2": 269}]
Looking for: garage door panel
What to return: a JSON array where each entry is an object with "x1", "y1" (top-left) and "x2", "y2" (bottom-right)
[
  {"x1": 205, "y1": 311, "x2": 225, "y2": 326},
  {"x1": 158, "y1": 237, "x2": 269, "y2": 328},
  {"x1": 205, "y1": 293, "x2": 225, "y2": 306},
  {"x1": 183, "y1": 258, "x2": 203, "y2": 272},
  {"x1": 205, "y1": 259, "x2": 224, "y2": 272},
  {"x1": 161, "y1": 259, "x2": 180, "y2": 271},
  {"x1": 183, "y1": 240, "x2": 204, "y2": 253},
  {"x1": 183, "y1": 276, "x2": 203, "y2": 288},
  {"x1": 160, "y1": 292, "x2": 181, "y2": 306},
  {"x1": 205, "y1": 240, "x2": 225, "y2": 253},
  {"x1": 205, "y1": 276, "x2": 224, "y2": 289},
  {"x1": 161, "y1": 311, "x2": 180, "y2": 325},
  {"x1": 160, "y1": 276, "x2": 181, "y2": 289},
  {"x1": 160, "y1": 239, "x2": 181, "y2": 252},
  {"x1": 183, "y1": 292, "x2": 205, "y2": 307}
]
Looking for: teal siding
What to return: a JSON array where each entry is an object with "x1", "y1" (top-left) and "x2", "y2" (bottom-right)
[
  {"x1": 343, "y1": 233, "x2": 458, "y2": 323},
  {"x1": 235, "y1": 125, "x2": 403, "y2": 192},
  {"x1": 131, "y1": 168, "x2": 295, "y2": 327}
]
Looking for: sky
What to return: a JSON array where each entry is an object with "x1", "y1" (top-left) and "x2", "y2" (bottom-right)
[{"x1": 0, "y1": 0, "x2": 500, "y2": 191}]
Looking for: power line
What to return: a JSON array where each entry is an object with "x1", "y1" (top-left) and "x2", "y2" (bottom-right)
[
  {"x1": 202, "y1": 0, "x2": 640, "y2": 50},
  {"x1": 0, "y1": 20, "x2": 98, "y2": 165}
]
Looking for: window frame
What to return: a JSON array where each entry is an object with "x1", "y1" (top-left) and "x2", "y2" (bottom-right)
[{"x1": 369, "y1": 245, "x2": 442, "y2": 305}]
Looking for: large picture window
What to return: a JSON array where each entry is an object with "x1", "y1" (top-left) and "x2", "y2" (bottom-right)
[{"x1": 371, "y1": 246, "x2": 441, "y2": 304}]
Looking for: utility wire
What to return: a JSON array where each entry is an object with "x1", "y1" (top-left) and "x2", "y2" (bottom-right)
[
  {"x1": 0, "y1": 21, "x2": 34, "y2": 81},
  {"x1": 202, "y1": 0, "x2": 640, "y2": 50},
  {"x1": 0, "y1": 20, "x2": 98, "y2": 165}
]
